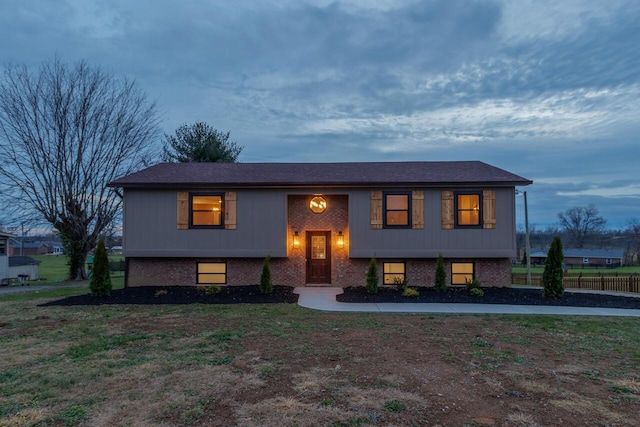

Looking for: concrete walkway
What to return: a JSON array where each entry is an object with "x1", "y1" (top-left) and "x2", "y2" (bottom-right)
[
  {"x1": 0, "y1": 283, "x2": 88, "y2": 296},
  {"x1": 294, "y1": 287, "x2": 640, "y2": 317}
]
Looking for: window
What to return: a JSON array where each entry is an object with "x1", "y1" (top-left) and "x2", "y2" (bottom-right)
[
  {"x1": 383, "y1": 262, "x2": 406, "y2": 285},
  {"x1": 455, "y1": 192, "x2": 481, "y2": 227},
  {"x1": 190, "y1": 193, "x2": 224, "y2": 228},
  {"x1": 451, "y1": 262, "x2": 474, "y2": 285},
  {"x1": 0, "y1": 240, "x2": 5, "y2": 256},
  {"x1": 606, "y1": 258, "x2": 612, "y2": 265},
  {"x1": 384, "y1": 192, "x2": 411, "y2": 227},
  {"x1": 197, "y1": 262, "x2": 226, "y2": 284}
]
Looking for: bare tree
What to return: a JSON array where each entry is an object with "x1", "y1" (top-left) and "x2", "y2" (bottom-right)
[
  {"x1": 0, "y1": 58, "x2": 160, "y2": 279},
  {"x1": 557, "y1": 204, "x2": 606, "y2": 248}
]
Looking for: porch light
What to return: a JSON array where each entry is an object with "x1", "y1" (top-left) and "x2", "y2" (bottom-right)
[
  {"x1": 293, "y1": 231, "x2": 300, "y2": 248},
  {"x1": 337, "y1": 231, "x2": 344, "y2": 248}
]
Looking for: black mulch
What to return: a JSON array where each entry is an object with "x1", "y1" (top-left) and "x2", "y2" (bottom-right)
[
  {"x1": 38, "y1": 285, "x2": 640, "y2": 310},
  {"x1": 39, "y1": 285, "x2": 298, "y2": 306},
  {"x1": 336, "y1": 286, "x2": 640, "y2": 310}
]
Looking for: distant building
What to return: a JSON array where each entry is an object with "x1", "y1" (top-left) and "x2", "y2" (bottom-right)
[
  {"x1": 9, "y1": 256, "x2": 41, "y2": 282},
  {"x1": 530, "y1": 248, "x2": 624, "y2": 268},
  {"x1": 0, "y1": 232, "x2": 11, "y2": 283}
]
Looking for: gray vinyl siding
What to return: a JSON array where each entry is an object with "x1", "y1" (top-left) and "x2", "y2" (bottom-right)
[
  {"x1": 123, "y1": 189, "x2": 287, "y2": 257},
  {"x1": 0, "y1": 236, "x2": 8, "y2": 280},
  {"x1": 348, "y1": 187, "x2": 517, "y2": 258}
]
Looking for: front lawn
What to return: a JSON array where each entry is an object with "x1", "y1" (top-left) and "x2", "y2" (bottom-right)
[{"x1": 0, "y1": 295, "x2": 638, "y2": 426}]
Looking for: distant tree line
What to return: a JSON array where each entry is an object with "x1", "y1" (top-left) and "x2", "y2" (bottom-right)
[{"x1": 517, "y1": 204, "x2": 640, "y2": 265}]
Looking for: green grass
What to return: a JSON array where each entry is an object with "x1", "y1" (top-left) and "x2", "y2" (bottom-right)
[{"x1": 24, "y1": 255, "x2": 125, "y2": 285}]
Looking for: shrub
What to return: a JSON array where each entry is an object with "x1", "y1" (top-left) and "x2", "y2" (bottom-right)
[
  {"x1": 260, "y1": 255, "x2": 273, "y2": 294},
  {"x1": 392, "y1": 276, "x2": 408, "y2": 291},
  {"x1": 402, "y1": 287, "x2": 419, "y2": 297},
  {"x1": 90, "y1": 238, "x2": 111, "y2": 297},
  {"x1": 470, "y1": 287, "x2": 484, "y2": 297},
  {"x1": 434, "y1": 253, "x2": 447, "y2": 292},
  {"x1": 207, "y1": 285, "x2": 221, "y2": 294},
  {"x1": 366, "y1": 257, "x2": 379, "y2": 294},
  {"x1": 465, "y1": 278, "x2": 481, "y2": 290},
  {"x1": 154, "y1": 289, "x2": 168, "y2": 297},
  {"x1": 543, "y1": 236, "x2": 564, "y2": 298}
]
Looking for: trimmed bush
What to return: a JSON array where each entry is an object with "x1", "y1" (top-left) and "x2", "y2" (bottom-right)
[
  {"x1": 543, "y1": 236, "x2": 564, "y2": 298},
  {"x1": 393, "y1": 276, "x2": 408, "y2": 291},
  {"x1": 434, "y1": 253, "x2": 447, "y2": 292},
  {"x1": 402, "y1": 287, "x2": 419, "y2": 297},
  {"x1": 90, "y1": 238, "x2": 111, "y2": 297},
  {"x1": 470, "y1": 287, "x2": 484, "y2": 297},
  {"x1": 260, "y1": 255, "x2": 273, "y2": 294},
  {"x1": 366, "y1": 257, "x2": 379, "y2": 294}
]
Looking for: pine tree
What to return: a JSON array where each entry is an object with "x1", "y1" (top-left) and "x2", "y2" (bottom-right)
[
  {"x1": 260, "y1": 255, "x2": 273, "y2": 294},
  {"x1": 90, "y1": 238, "x2": 112, "y2": 297},
  {"x1": 543, "y1": 236, "x2": 564, "y2": 298},
  {"x1": 366, "y1": 257, "x2": 379, "y2": 294},
  {"x1": 434, "y1": 253, "x2": 447, "y2": 292}
]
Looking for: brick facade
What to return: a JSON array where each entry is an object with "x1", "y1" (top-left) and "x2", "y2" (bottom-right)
[
  {"x1": 127, "y1": 257, "x2": 512, "y2": 288},
  {"x1": 126, "y1": 193, "x2": 513, "y2": 288}
]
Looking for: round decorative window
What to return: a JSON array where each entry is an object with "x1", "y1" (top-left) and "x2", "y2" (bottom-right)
[{"x1": 309, "y1": 196, "x2": 327, "y2": 213}]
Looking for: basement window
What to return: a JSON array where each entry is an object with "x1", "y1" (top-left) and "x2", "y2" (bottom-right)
[
  {"x1": 383, "y1": 262, "x2": 406, "y2": 285},
  {"x1": 197, "y1": 262, "x2": 227, "y2": 284},
  {"x1": 451, "y1": 262, "x2": 474, "y2": 285}
]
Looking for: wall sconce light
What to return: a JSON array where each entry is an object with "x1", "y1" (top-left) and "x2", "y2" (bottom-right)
[
  {"x1": 337, "y1": 231, "x2": 344, "y2": 248},
  {"x1": 293, "y1": 231, "x2": 300, "y2": 248}
]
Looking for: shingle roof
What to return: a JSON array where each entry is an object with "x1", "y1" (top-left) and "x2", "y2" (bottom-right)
[
  {"x1": 530, "y1": 248, "x2": 625, "y2": 259},
  {"x1": 9, "y1": 256, "x2": 41, "y2": 267},
  {"x1": 109, "y1": 161, "x2": 532, "y2": 188}
]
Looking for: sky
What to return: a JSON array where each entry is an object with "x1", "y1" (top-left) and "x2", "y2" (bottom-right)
[{"x1": 1, "y1": 0, "x2": 639, "y2": 230}]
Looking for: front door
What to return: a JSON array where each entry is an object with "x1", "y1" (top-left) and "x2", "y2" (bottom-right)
[{"x1": 306, "y1": 231, "x2": 331, "y2": 284}]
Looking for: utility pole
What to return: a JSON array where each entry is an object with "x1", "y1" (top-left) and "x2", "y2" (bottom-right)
[{"x1": 524, "y1": 191, "x2": 531, "y2": 286}]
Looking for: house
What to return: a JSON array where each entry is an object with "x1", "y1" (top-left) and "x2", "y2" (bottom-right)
[
  {"x1": 8, "y1": 256, "x2": 40, "y2": 282},
  {"x1": 0, "y1": 232, "x2": 11, "y2": 283},
  {"x1": 530, "y1": 248, "x2": 624, "y2": 268},
  {"x1": 10, "y1": 240, "x2": 63, "y2": 256},
  {"x1": 108, "y1": 161, "x2": 532, "y2": 288}
]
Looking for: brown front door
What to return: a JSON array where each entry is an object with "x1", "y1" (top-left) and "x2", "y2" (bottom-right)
[{"x1": 306, "y1": 231, "x2": 331, "y2": 284}]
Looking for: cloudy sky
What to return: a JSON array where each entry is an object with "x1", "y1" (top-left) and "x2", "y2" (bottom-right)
[{"x1": 1, "y1": 0, "x2": 638, "y2": 229}]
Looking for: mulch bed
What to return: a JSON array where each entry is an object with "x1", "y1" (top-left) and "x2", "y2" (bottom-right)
[
  {"x1": 337, "y1": 286, "x2": 640, "y2": 309},
  {"x1": 39, "y1": 285, "x2": 298, "y2": 306},
  {"x1": 38, "y1": 285, "x2": 640, "y2": 309}
]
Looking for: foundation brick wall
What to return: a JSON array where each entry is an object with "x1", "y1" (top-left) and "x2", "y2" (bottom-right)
[{"x1": 127, "y1": 256, "x2": 512, "y2": 287}]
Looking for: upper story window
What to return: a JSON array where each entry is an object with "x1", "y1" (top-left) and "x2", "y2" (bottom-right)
[
  {"x1": 455, "y1": 192, "x2": 482, "y2": 228},
  {"x1": 384, "y1": 192, "x2": 411, "y2": 228},
  {"x1": 190, "y1": 193, "x2": 224, "y2": 228}
]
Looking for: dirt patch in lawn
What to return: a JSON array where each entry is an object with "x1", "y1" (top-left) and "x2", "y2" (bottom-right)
[{"x1": 3, "y1": 286, "x2": 635, "y2": 426}]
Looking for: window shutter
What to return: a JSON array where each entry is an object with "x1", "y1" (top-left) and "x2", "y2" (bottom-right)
[
  {"x1": 225, "y1": 192, "x2": 237, "y2": 230},
  {"x1": 370, "y1": 191, "x2": 383, "y2": 229},
  {"x1": 412, "y1": 190, "x2": 424, "y2": 229},
  {"x1": 177, "y1": 192, "x2": 189, "y2": 230},
  {"x1": 441, "y1": 191, "x2": 454, "y2": 229},
  {"x1": 483, "y1": 190, "x2": 496, "y2": 229}
]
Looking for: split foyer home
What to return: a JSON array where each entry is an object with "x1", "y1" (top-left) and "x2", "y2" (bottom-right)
[{"x1": 108, "y1": 161, "x2": 532, "y2": 288}]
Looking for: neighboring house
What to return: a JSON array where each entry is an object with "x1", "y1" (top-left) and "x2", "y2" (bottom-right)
[
  {"x1": 8, "y1": 256, "x2": 40, "y2": 282},
  {"x1": 10, "y1": 241, "x2": 62, "y2": 256},
  {"x1": 0, "y1": 232, "x2": 11, "y2": 283},
  {"x1": 530, "y1": 248, "x2": 624, "y2": 268},
  {"x1": 108, "y1": 161, "x2": 532, "y2": 288}
]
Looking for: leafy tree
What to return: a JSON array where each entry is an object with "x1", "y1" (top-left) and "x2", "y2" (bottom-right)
[
  {"x1": 0, "y1": 58, "x2": 160, "y2": 280},
  {"x1": 162, "y1": 121, "x2": 243, "y2": 163},
  {"x1": 366, "y1": 257, "x2": 379, "y2": 294},
  {"x1": 557, "y1": 204, "x2": 606, "y2": 248},
  {"x1": 260, "y1": 255, "x2": 273, "y2": 294},
  {"x1": 90, "y1": 238, "x2": 112, "y2": 297},
  {"x1": 434, "y1": 253, "x2": 447, "y2": 292},
  {"x1": 542, "y1": 236, "x2": 564, "y2": 298}
]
